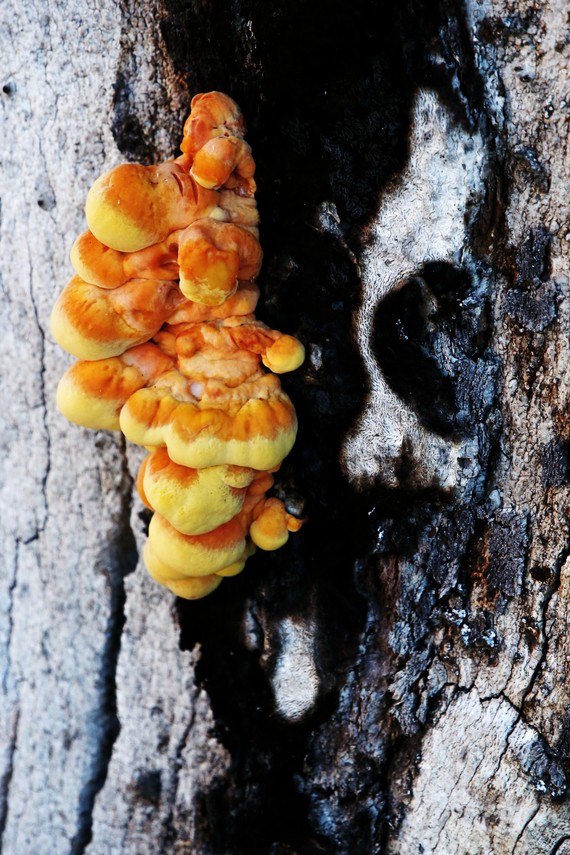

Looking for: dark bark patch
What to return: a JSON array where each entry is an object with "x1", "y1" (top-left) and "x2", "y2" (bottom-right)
[
  {"x1": 512, "y1": 145, "x2": 551, "y2": 194},
  {"x1": 477, "y1": 8, "x2": 542, "y2": 44},
  {"x1": 502, "y1": 228, "x2": 556, "y2": 332},
  {"x1": 457, "y1": 609, "x2": 498, "y2": 653},
  {"x1": 529, "y1": 565, "x2": 555, "y2": 583},
  {"x1": 426, "y1": 507, "x2": 476, "y2": 590},
  {"x1": 371, "y1": 260, "x2": 495, "y2": 442},
  {"x1": 112, "y1": 70, "x2": 156, "y2": 164},
  {"x1": 515, "y1": 227, "x2": 552, "y2": 287},
  {"x1": 522, "y1": 616, "x2": 541, "y2": 653},
  {"x1": 468, "y1": 509, "x2": 528, "y2": 602},
  {"x1": 504, "y1": 280, "x2": 557, "y2": 332},
  {"x1": 130, "y1": 769, "x2": 162, "y2": 807},
  {"x1": 520, "y1": 739, "x2": 567, "y2": 800},
  {"x1": 540, "y1": 440, "x2": 569, "y2": 489},
  {"x1": 371, "y1": 276, "x2": 459, "y2": 437},
  {"x1": 486, "y1": 509, "x2": 528, "y2": 597}
]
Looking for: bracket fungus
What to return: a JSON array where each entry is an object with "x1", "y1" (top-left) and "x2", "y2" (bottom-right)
[{"x1": 51, "y1": 91, "x2": 304, "y2": 599}]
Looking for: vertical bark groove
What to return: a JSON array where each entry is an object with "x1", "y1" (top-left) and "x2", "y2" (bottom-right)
[{"x1": 70, "y1": 442, "x2": 138, "y2": 855}]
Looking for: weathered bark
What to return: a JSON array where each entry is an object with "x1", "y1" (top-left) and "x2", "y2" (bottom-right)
[
  {"x1": 1, "y1": 0, "x2": 568, "y2": 853},
  {"x1": 1, "y1": 4, "x2": 226, "y2": 853}
]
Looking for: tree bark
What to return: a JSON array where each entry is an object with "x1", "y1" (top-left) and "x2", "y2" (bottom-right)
[{"x1": 1, "y1": 0, "x2": 568, "y2": 853}]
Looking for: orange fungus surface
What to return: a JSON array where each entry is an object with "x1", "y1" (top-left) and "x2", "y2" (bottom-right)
[{"x1": 51, "y1": 92, "x2": 304, "y2": 599}]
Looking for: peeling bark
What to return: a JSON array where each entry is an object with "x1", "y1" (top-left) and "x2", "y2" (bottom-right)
[{"x1": 1, "y1": 0, "x2": 568, "y2": 852}]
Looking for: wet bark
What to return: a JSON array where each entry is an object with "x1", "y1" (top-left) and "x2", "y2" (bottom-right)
[{"x1": 1, "y1": 0, "x2": 568, "y2": 853}]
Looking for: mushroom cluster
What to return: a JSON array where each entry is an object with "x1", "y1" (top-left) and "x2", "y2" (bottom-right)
[{"x1": 51, "y1": 92, "x2": 304, "y2": 599}]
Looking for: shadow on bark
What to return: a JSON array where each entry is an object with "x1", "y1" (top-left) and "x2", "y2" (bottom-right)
[{"x1": 112, "y1": 0, "x2": 503, "y2": 851}]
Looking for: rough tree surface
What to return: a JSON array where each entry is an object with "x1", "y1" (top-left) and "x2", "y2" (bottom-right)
[{"x1": 1, "y1": 1, "x2": 568, "y2": 853}]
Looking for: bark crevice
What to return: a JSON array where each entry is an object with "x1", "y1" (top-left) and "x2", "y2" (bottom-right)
[
  {"x1": 28, "y1": 268, "x2": 51, "y2": 539},
  {"x1": 0, "y1": 708, "x2": 19, "y2": 849},
  {"x1": 70, "y1": 440, "x2": 138, "y2": 855}
]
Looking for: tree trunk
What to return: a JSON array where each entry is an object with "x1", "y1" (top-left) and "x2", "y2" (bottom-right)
[{"x1": 1, "y1": 1, "x2": 568, "y2": 853}]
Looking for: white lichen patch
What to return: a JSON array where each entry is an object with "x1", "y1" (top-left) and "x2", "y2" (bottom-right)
[
  {"x1": 270, "y1": 617, "x2": 319, "y2": 721},
  {"x1": 342, "y1": 89, "x2": 487, "y2": 490}
]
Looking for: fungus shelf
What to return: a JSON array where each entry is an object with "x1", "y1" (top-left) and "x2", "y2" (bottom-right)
[{"x1": 51, "y1": 91, "x2": 304, "y2": 598}]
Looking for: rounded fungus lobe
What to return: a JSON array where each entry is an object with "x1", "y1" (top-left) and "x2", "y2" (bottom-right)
[
  {"x1": 166, "y1": 281, "x2": 260, "y2": 324},
  {"x1": 56, "y1": 343, "x2": 174, "y2": 430},
  {"x1": 71, "y1": 230, "x2": 181, "y2": 289},
  {"x1": 250, "y1": 498, "x2": 303, "y2": 551},
  {"x1": 138, "y1": 448, "x2": 257, "y2": 535},
  {"x1": 178, "y1": 220, "x2": 262, "y2": 305},
  {"x1": 180, "y1": 91, "x2": 246, "y2": 159},
  {"x1": 52, "y1": 91, "x2": 304, "y2": 599},
  {"x1": 85, "y1": 161, "x2": 218, "y2": 253},
  {"x1": 191, "y1": 136, "x2": 256, "y2": 195},
  {"x1": 120, "y1": 380, "x2": 298, "y2": 471},
  {"x1": 148, "y1": 512, "x2": 249, "y2": 577},
  {"x1": 143, "y1": 540, "x2": 224, "y2": 598},
  {"x1": 262, "y1": 335, "x2": 306, "y2": 374},
  {"x1": 50, "y1": 275, "x2": 184, "y2": 360}
]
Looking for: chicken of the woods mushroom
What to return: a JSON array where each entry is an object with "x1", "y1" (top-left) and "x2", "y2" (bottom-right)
[{"x1": 51, "y1": 91, "x2": 304, "y2": 599}]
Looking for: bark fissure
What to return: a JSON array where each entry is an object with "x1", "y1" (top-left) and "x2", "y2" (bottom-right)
[
  {"x1": 492, "y1": 699, "x2": 523, "y2": 774},
  {"x1": 0, "y1": 709, "x2": 19, "y2": 851},
  {"x1": 70, "y1": 441, "x2": 137, "y2": 855},
  {"x1": 0, "y1": 535, "x2": 19, "y2": 848},
  {"x1": 1, "y1": 540, "x2": 19, "y2": 697},
  {"x1": 27, "y1": 268, "x2": 50, "y2": 538},
  {"x1": 512, "y1": 803, "x2": 541, "y2": 855},
  {"x1": 522, "y1": 544, "x2": 570, "y2": 711},
  {"x1": 550, "y1": 837, "x2": 570, "y2": 855},
  {"x1": 0, "y1": 536, "x2": 20, "y2": 852}
]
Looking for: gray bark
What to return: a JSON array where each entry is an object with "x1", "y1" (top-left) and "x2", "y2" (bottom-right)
[
  {"x1": 393, "y1": 1, "x2": 570, "y2": 847},
  {"x1": 1, "y1": 0, "x2": 569, "y2": 853},
  {"x1": 1, "y1": 3, "x2": 226, "y2": 853}
]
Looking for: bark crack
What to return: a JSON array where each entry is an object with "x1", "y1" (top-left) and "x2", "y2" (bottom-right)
[
  {"x1": 0, "y1": 708, "x2": 19, "y2": 850},
  {"x1": 1, "y1": 540, "x2": 19, "y2": 696},
  {"x1": 482, "y1": 542, "x2": 570, "y2": 786},
  {"x1": 0, "y1": 536, "x2": 20, "y2": 847},
  {"x1": 70, "y1": 437, "x2": 138, "y2": 855},
  {"x1": 489, "y1": 697, "x2": 522, "y2": 779},
  {"x1": 550, "y1": 837, "x2": 570, "y2": 855},
  {"x1": 27, "y1": 268, "x2": 51, "y2": 539},
  {"x1": 507, "y1": 542, "x2": 570, "y2": 745},
  {"x1": 512, "y1": 802, "x2": 540, "y2": 855}
]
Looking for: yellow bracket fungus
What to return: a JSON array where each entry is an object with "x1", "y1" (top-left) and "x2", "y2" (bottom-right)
[{"x1": 51, "y1": 91, "x2": 304, "y2": 599}]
